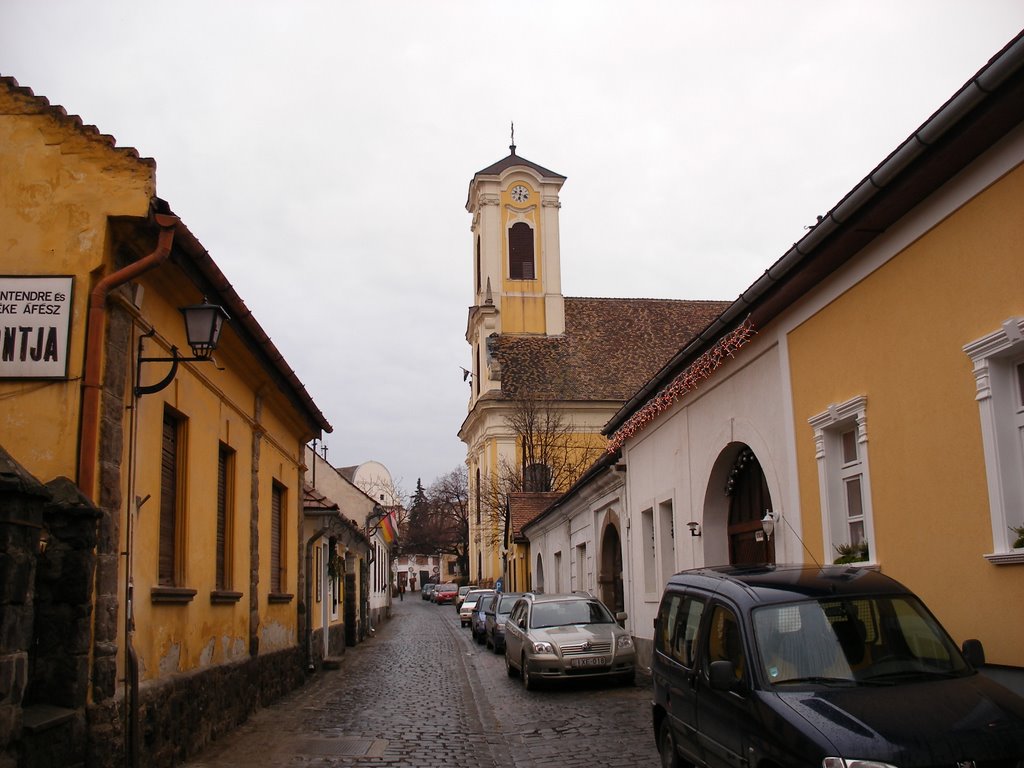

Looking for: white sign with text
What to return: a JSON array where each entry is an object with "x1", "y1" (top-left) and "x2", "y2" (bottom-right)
[{"x1": 0, "y1": 275, "x2": 74, "y2": 378}]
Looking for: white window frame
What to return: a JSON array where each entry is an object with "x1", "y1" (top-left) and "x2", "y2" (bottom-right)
[
  {"x1": 809, "y1": 396, "x2": 876, "y2": 565},
  {"x1": 964, "y1": 317, "x2": 1024, "y2": 564},
  {"x1": 658, "y1": 498, "x2": 675, "y2": 587},
  {"x1": 574, "y1": 543, "x2": 587, "y2": 593},
  {"x1": 641, "y1": 506, "x2": 657, "y2": 596}
]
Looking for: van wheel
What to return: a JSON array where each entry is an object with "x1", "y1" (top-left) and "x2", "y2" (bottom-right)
[{"x1": 659, "y1": 719, "x2": 682, "y2": 768}]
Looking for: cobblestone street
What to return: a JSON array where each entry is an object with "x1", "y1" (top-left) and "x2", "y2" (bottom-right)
[{"x1": 182, "y1": 596, "x2": 657, "y2": 767}]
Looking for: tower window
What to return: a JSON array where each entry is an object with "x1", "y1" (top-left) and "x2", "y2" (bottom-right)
[
  {"x1": 475, "y1": 235, "x2": 482, "y2": 292},
  {"x1": 508, "y1": 222, "x2": 535, "y2": 280}
]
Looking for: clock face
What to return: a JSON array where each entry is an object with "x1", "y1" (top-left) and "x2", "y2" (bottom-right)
[{"x1": 510, "y1": 185, "x2": 530, "y2": 203}]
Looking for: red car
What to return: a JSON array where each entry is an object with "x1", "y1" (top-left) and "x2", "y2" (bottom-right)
[{"x1": 434, "y1": 583, "x2": 458, "y2": 605}]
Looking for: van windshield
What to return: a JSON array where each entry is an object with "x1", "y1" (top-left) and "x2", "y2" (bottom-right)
[{"x1": 752, "y1": 595, "x2": 971, "y2": 687}]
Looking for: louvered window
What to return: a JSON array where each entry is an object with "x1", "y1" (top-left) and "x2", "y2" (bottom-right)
[
  {"x1": 508, "y1": 223, "x2": 535, "y2": 280},
  {"x1": 475, "y1": 235, "x2": 482, "y2": 292},
  {"x1": 159, "y1": 409, "x2": 181, "y2": 585},
  {"x1": 216, "y1": 445, "x2": 234, "y2": 590},
  {"x1": 271, "y1": 482, "x2": 285, "y2": 593}
]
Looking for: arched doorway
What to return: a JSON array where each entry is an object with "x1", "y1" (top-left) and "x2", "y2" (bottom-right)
[
  {"x1": 598, "y1": 523, "x2": 625, "y2": 614},
  {"x1": 725, "y1": 446, "x2": 775, "y2": 565}
]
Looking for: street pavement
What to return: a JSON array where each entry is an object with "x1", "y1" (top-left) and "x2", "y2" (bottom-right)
[{"x1": 182, "y1": 593, "x2": 659, "y2": 768}]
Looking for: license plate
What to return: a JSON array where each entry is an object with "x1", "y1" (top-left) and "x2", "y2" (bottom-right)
[{"x1": 570, "y1": 656, "x2": 607, "y2": 668}]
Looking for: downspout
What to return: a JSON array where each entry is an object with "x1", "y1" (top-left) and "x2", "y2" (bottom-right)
[
  {"x1": 77, "y1": 212, "x2": 176, "y2": 768},
  {"x1": 78, "y1": 213, "x2": 178, "y2": 499}
]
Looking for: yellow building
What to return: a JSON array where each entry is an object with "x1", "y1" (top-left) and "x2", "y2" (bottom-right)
[
  {"x1": 0, "y1": 76, "x2": 331, "y2": 766},
  {"x1": 459, "y1": 144, "x2": 729, "y2": 589}
]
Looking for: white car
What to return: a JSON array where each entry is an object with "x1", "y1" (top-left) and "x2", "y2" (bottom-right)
[{"x1": 459, "y1": 588, "x2": 494, "y2": 627}]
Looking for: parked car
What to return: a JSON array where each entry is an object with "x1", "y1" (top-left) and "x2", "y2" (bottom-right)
[
  {"x1": 460, "y1": 588, "x2": 494, "y2": 629},
  {"x1": 471, "y1": 593, "x2": 496, "y2": 644},
  {"x1": 652, "y1": 564, "x2": 1024, "y2": 768},
  {"x1": 485, "y1": 592, "x2": 524, "y2": 653},
  {"x1": 504, "y1": 593, "x2": 635, "y2": 689},
  {"x1": 433, "y1": 583, "x2": 458, "y2": 605},
  {"x1": 454, "y1": 584, "x2": 477, "y2": 610},
  {"x1": 420, "y1": 583, "x2": 436, "y2": 601}
]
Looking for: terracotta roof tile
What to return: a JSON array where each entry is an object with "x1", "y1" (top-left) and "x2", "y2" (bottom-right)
[
  {"x1": 508, "y1": 492, "x2": 562, "y2": 537},
  {"x1": 493, "y1": 297, "x2": 731, "y2": 401}
]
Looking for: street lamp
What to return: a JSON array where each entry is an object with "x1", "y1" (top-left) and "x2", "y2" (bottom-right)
[
  {"x1": 135, "y1": 299, "x2": 230, "y2": 397},
  {"x1": 761, "y1": 510, "x2": 776, "y2": 542}
]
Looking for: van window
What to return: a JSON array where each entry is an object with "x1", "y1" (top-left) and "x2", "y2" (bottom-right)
[
  {"x1": 658, "y1": 593, "x2": 706, "y2": 667},
  {"x1": 707, "y1": 605, "x2": 746, "y2": 680}
]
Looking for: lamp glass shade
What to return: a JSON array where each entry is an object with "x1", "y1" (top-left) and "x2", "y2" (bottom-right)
[
  {"x1": 761, "y1": 511, "x2": 775, "y2": 540},
  {"x1": 180, "y1": 301, "x2": 230, "y2": 359}
]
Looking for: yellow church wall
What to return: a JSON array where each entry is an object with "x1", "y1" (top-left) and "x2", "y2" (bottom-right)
[
  {"x1": 499, "y1": 179, "x2": 547, "y2": 334},
  {"x1": 500, "y1": 294, "x2": 547, "y2": 335},
  {"x1": 787, "y1": 162, "x2": 1024, "y2": 665}
]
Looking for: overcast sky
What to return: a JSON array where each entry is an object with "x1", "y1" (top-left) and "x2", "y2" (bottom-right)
[{"x1": 3, "y1": 3, "x2": 1023, "y2": 500}]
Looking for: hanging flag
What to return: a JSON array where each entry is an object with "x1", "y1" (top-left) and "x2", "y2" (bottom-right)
[{"x1": 378, "y1": 511, "x2": 398, "y2": 546}]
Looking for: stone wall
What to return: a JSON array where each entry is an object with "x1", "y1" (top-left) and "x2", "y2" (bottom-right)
[
  {"x1": 0, "y1": 446, "x2": 89, "y2": 768},
  {"x1": 87, "y1": 647, "x2": 306, "y2": 768}
]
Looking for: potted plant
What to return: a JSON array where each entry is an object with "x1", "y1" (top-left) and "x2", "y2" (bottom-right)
[
  {"x1": 833, "y1": 540, "x2": 869, "y2": 564},
  {"x1": 1011, "y1": 525, "x2": 1024, "y2": 549}
]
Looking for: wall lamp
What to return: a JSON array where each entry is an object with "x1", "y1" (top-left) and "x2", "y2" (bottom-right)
[
  {"x1": 761, "y1": 510, "x2": 776, "y2": 542},
  {"x1": 687, "y1": 522, "x2": 702, "y2": 537},
  {"x1": 365, "y1": 504, "x2": 387, "y2": 537},
  {"x1": 135, "y1": 299, "x2": 230, "y2": 397}
]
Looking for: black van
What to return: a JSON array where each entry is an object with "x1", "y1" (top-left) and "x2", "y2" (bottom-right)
[{"x1": 652, "y1": 564, "x2": 1024, "y2": 767}]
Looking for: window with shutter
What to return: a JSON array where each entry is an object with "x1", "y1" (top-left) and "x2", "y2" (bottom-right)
[
  {"x1": 508, "y1": 222, "x2": 535, "y2": 280},
  {"x1": 216, "y1": 445, "x2": 234, "y2": 590},
  {"x1": 160, "y1": 409, "x2": 180, "y2": 586},
  {"x1": 475, "y1": 235, "x2": 481, "y2": 292},
  {"x1": 271, "y1": 482, "x2": 285, "y2": 593}
]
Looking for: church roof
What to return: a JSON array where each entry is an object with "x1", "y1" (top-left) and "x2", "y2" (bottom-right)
[
  {"x1": 474, "y1": 148, "x2": 566, "y2": 180},
  {"x1": 492, "y1": 297, "x2": 731, "y2": 402}
]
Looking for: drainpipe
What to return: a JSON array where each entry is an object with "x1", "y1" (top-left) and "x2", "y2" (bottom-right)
[{"x1": 78, "y1": 213, "x2": 178, "y2": 499}]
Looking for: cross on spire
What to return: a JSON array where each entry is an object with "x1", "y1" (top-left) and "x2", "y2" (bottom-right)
[{"x1": 510, "y1": 121, "x2": 516, "y2": 155}]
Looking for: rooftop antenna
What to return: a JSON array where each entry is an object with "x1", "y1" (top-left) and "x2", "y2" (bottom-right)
[{"x1": 510, "y1": 121, "x2": 516, "y2": 155}]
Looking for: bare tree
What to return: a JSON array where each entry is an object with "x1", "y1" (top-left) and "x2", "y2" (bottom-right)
[
  {"x1": 425, "y1": 466, "x2": 470, "y2": 576},
  {"x1": 354, "y1": 474, "x2": 409, "y2": 529},
  {"x1": 477, "y1": 395, "x2": 604, "y2": 550}
]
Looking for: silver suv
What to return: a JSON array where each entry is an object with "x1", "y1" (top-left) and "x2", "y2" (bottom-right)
[{"x1": 504, "y1": 593, "x2": 635, "y2": 689}]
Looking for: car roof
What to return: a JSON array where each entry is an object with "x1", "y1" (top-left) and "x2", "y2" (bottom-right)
[
  {"x1": 521, "y1": 592, "x2": 595, "y2": 605},
  {"x1": 664, "y1": 564, "x2": 910, "y2": 606}
]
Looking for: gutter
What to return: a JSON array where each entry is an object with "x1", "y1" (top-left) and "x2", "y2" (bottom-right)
[
  {"x1": 78, "y1": 213, "x2": 178, "y2": 499},
  {"x1": 604, "y1": 29, "x2": 1024, "y2": 437}
]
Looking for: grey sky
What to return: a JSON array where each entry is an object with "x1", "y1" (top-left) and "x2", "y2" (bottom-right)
[{"x1": 3, "y1": 2, "x2": 1023, "y2": 499}]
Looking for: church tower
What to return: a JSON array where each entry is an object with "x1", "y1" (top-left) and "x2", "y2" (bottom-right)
[{"x1": 464, "y1": 140, "x2": 566, "y2": 403}]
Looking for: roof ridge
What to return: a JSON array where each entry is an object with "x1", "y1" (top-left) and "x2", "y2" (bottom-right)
[
  {"x1": 566, "y1": 296, "x2": 731, "y2": 304},
  {"x1": 1, "y1": 74, "x2": 154, "y2": 166}
]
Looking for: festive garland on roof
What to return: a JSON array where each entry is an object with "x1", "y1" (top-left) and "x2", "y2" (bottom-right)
[{"x1": 607, "y1": 316, "x2": 757, "y2": 453}]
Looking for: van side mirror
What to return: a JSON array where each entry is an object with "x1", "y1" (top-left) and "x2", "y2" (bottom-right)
[
  {"x1": 962, "y1": 638, "x2": 986, "y2": 668},
  {"x1": 709, "y1": 660, "x2": 742, "y2": 692}
]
